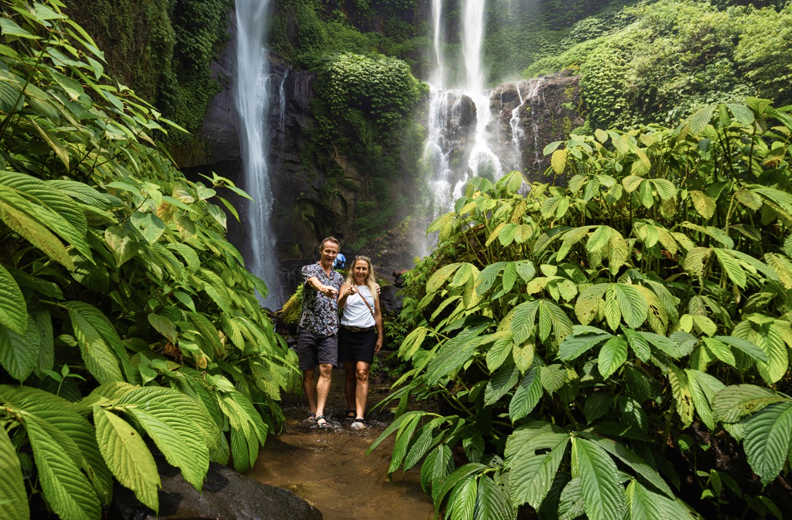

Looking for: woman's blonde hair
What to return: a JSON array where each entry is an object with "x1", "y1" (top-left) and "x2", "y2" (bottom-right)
[{"x1": 345, "y1": 256, "x2": 378, "y2": 301}]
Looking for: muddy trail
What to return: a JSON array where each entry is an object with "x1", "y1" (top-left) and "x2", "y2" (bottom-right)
[{"x1": 248, "y1": 366, "x2": 435, "y2": 520}]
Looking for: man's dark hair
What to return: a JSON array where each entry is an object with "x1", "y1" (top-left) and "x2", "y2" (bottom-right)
[{"x1": 319, "y1": 236, "x2": 340, "y2": 251}]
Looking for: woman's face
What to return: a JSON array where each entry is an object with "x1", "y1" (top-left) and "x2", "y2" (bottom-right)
[{"x1": 353, "y1": 260, "x2": 369, "y2": 283}]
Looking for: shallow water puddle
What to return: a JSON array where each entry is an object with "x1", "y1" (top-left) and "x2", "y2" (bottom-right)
[{"x1": 248, "y1": 368, "x2": 435, "y2": 520}]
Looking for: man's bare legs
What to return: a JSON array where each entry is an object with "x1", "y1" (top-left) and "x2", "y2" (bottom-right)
[
  {"x1": 315, "y1": 363, "x2": 332, "y2": 422},
  {"x1": 303, "y1": 367, "x2": 317, "y2": 415},
  {"x1": 303, "y1": 363, "x2": 332, "y2": 426}
]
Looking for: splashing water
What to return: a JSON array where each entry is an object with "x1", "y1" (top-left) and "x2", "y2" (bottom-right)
[{"x1": 234, "y1": 0, "x2": 282, "y2": 306}]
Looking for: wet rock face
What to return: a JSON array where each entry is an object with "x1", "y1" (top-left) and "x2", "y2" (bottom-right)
[
  {"x1": 488, "y1": 71, "x2": 584, "y2": 183},
  {"x1": 111, "y1": 461, "x2": 323, "y2": 520}
]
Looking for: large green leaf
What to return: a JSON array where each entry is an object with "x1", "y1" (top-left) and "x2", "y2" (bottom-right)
[
  {"x1": 473, "y1": 475, "x2": 513, "y2": 520},
  {"x1": 511, "y1": 301, "x2": 538, "y2": 344},
  {"x1": 558, "y1": 332, "x2": 612, "y2": 361},
  {"x1": 0, "y1": 264, "x2": 26, "y2": 334},
  {"x1": 426, "y1": 324, "x2": 487, "y2": 386},
  {"x1": 0, "y1": 317, "x2": 40, "y2": 382},
  {"x1": 17, "y1": 399, "x2": 112, "y2": 505},
  {"x1": 509, "y1": 367, "x2": 543, "y2": 422},
  {"x1": 598, "y1": 337, "x2": 627, "y2": 380},
  {"x1": 712, "y1": 385, "x2": 788, "y2": 423},
  {"x1": 119, "y1": 387, "x2": 211, "y2": 490},
  {"x1": 0, "y1": 424, "x2": 28, "y2": 520},
  {"x1": 743, "y1": 402, "x2": 792, "y2": 485},
  {"x1": 25, "y1": 414, "x2": 101, "y2": 520},
  {"x1": 0, "y1": 186, "x2": 74, "y2": 270},
  {"x1": 756, "y1": 324, "x2": 788, "y2": 385},
  {"x1": 94, "y1": 408, "x2": 160, "y2": 511},
  {"x1": 421, "y1": 444, "x2": 454, "y2": 494},
  {"x1": 509, "y1": 433, "x2": 570, "y2": 509},
  {"x1": 65, "y1": 303, "x2": 124, "y2": 384},
  {"x1": 485, "y1": 361, "x2": 520, "y2": 405},
  {"x1": 575, "y1": 438, "x2": 626, "y2": 520},
  {"x1": 449, "y1": 476, "x2": 477, "y2": 520},
  {"x1": 615, "y1": 284, "x2": 648, "y2": 329}
]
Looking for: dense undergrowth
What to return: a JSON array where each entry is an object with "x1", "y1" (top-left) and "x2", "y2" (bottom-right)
[
  {"x1": 0, "y1": 2, "x2": 296, "y2": 519},
  {"x1": 375, "y1": 100, "x2": 792, "y2": 519},
  {"x1": 527, "y1": 0, "x2": 792, "y2": 131},
  {"x1": 66, "y1": 0, "x2": 233, "y2": 142}
]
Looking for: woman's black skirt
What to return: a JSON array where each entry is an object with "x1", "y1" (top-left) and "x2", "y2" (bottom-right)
[{"x1": 338, "y1": 327, "x2": 377, "y2": 364}]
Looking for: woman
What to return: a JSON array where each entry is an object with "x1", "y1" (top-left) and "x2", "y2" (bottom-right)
[{"x1": 337, "y1": 256, "x2": 383, "y2": 430}]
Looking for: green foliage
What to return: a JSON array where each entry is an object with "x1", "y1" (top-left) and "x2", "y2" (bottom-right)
[
  {"x1": 0, "y1": 2, "x2": 296, "y2": 517},
  {"x1": 376, "y1": 99, "x2": 792, "y2": 518},
  {"x1": 526, "y1": 0, "x2": 792, "y2": 129},
  {"x1": 67, "y1": 0, "x2": 233, "y2": 140}
]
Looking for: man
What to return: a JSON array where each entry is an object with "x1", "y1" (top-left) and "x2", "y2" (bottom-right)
[{"x1": 298, "y1": 236, "x2": 344, "y2": 429}]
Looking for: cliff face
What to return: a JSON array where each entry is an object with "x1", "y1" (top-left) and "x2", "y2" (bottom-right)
[{"x1": 181, "y1": 22, "x2": 582, "y2": 284}]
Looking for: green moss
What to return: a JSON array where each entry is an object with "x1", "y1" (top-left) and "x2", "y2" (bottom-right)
[{"x1": 67, "y1": 0, "x2": 233, "y2": 142}]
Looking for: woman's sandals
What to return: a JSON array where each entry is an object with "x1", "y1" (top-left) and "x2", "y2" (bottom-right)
[
  {"x1": 350, "y1": 417, "x2": 366, "y2": 430},
  {"x1": 315, "y1": 415, "x2": 330, "y2": 429},
  {"x1": 344, "y1": 410, "x2": 356, "y2": 421}
]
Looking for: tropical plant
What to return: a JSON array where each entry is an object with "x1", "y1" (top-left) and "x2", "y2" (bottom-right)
[
  {"x1": 0, "y1": 1, "x2": 297, "y2": 518},
  {"x1": 373, "y1": 98, "x2": 792, "y2": 519}
]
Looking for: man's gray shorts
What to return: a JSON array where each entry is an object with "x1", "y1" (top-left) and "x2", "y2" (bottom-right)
[{"x1": 297, "y1": 328, "x2": 338, "y2": 370}]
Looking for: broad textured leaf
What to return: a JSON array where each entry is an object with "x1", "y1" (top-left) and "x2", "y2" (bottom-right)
[
  {"x1": 66, "y1": 304, "x2": 124, "y2": 384},
  {"x1": 93, "y1": 408, "x2": 160, "y2": 511},
  {"x1": 625, "y1": 481, "x2": 666, "y2": 520},
  {"x1": 130, "y1": 211, "x2": 165, "y2": 244},
  {"x1": 689, "y1": 104, "x2": 715, "y2": 134},
  {"x1": 598, "y1": 337, "x2": 627, "y2": 380},
  {"x1": 713, "y1": 385, "x2": 787, "y2": 423},
  {"x1": 474, "y1": 475, "x2": 513, "y2": 520},
  {"x1": 25, "y1": 416, "x2": 101, "y2": 520},
  {"x1": 615, "y1": 284, "x2": 648, "y2": 329},
  {"x1": 588, "y1": 436, "x2": 674, "y2": 499},
  {"x1": 510, "y1": 435, "x2": 570, "y2": 509},
  {"x1": 558, "y1": 333, "x2": 611, "y2": 361},
  {"x1": 449, "y1": 476, "x2": 477, "y2": 520},
  {"x1": 485, "y1": 361, "x2": 520, "y2": 405},
  {"x1": 509, "y1": 368, "x2": 543, "y2": 422},
  {"x1": 686, "y1": 369, "x2": 725, "y2": 430},
  {"x1": 427, "y1": 263, "x2": 461, "y2": 293},
  {"x1": 714, "y1": 335, "x2": 767, "y2": 363},
  {"x1": 743, "y1": 402, "x2": 792, "y2": 485},
  {"x1": 0, "y1": 317, "x2": 40, "y2": 382},
  {"x1": 552, "y1": 149, "x2": 567, "y2": 175},
  {"x1": 714, "y1": 249, "x2": 746, "y2": 288},
  {"x1": 689, "y1": 191, "x2": 716, "y2": 220},
  {"x1": 421, "y1": 445, "x2": 454, "y2": 494},
  {"x1": 756, "y1": 325, "x2": 788, "y2": 385},
  {"x1": 668, "y1": 365, "x2": 694, "y2": 427},
  {"x1": 104, "y1": 225, "x2": 138, "y2": 267},
  {"x1": 0, "y1": 263, "x2": 28, "y2": 334},
  {"x1": 0, "y1": 424, "x2": 28, "y2": 520},
  {"x1": 119, "y1": 388, "x2": 210, "y2": 490},
  {"x1": 511, "y1": 301, "x2": 538, "y2": 344},
  {"x1": 426, "y1": 324, "x2": 487, "y2": 386},
  {"x1": 575, "y1": 438, "x2": 626, "y2": 520},
  {"x1": 476, "y1": 262, "x2": 506, "y2": 295},
  {"x1": 0, "y1": 188, "x2": 74, "y2": 269}
]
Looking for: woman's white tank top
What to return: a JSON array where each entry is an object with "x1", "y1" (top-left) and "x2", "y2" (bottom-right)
[{"x1": 340, "y1": 286, "x2": 376, "y2": 328}]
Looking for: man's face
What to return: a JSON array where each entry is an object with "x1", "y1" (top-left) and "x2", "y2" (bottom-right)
[{"x1": 320, "y1": 242, "x2": 339, "y2": 266}]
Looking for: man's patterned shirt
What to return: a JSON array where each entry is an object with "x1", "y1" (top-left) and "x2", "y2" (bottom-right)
[{"x1": 299, "y1": 263, "x2": 344, "y2": 336}]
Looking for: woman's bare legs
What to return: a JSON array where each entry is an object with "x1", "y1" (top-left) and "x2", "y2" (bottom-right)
[
  {"x1": 355, "y1": 361, "x2": 371, "y2": 419},
  {"x1": 344, "y1": 361, "x2": 357, "y2": 414}
]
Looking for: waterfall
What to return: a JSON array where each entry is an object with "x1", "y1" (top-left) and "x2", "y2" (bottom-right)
[
  {"x1": 423, "y1": 0, "x2": 500, "y2": 223},
  {"x1": 234, "y1": 0, "x2": 282, "y2": 306},
  {"x1": 510, "y1": 78, "x2": 544, "y2": 172}
]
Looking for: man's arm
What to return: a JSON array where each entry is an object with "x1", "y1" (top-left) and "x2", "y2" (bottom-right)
[{"x1": 306, "y1": 276, "x2": 338, "y2": 297}]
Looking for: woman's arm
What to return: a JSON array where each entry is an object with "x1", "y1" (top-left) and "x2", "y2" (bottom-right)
[
  {"x1": 337, "y1": 284, "x2": 356, "y2": 307},
  {"x1": 374, "y1": 298, "x2": 384, "y2": 353}
]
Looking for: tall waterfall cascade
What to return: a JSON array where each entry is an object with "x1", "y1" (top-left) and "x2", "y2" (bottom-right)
[
  {"x1": 421, "y1": 0, "x2": 552, "y2": 256},
  {"x1": 234, "y1": 0, "x2": 282, "y2": 306}
]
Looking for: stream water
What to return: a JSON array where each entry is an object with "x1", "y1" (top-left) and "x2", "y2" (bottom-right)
[{"x1": 248, "y1": 369, "x2": 435, "y2": 520}]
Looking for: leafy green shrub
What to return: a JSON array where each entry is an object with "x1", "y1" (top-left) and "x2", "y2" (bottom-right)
[
  {"x1": 0, "y1": 2, "x2": 296, "y2": 518},
  {"x1": 373, "y1": 99, "x2": 792, "y2": 519},
  {"x1": 526, "y1": 0, "x2": 792, "y2": 130}
]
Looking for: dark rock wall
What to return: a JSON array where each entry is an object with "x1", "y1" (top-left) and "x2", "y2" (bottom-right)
[{"x1": 180, "y1": 18, "x2": 583, "y2": 294}]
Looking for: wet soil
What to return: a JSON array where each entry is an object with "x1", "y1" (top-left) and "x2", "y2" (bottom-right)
[{"x1": 248, "y1": 367, "x2": 435, "y2": 520}]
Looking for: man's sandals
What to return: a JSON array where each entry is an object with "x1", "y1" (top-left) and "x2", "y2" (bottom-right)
[
  {"x1": 315, "y1": 415, "x2": 330, "y2": 429},
  {"x1": 350, "y1": 417, "x2": 366, "y2": 430},
  {"x1": 345, "y1": 410, "x2": 356, "y2": 421}
]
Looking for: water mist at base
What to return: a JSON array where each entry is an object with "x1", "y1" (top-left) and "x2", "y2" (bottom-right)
[{"x1": 234, "y1": 0, "x2": 283, "y2": 306}]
